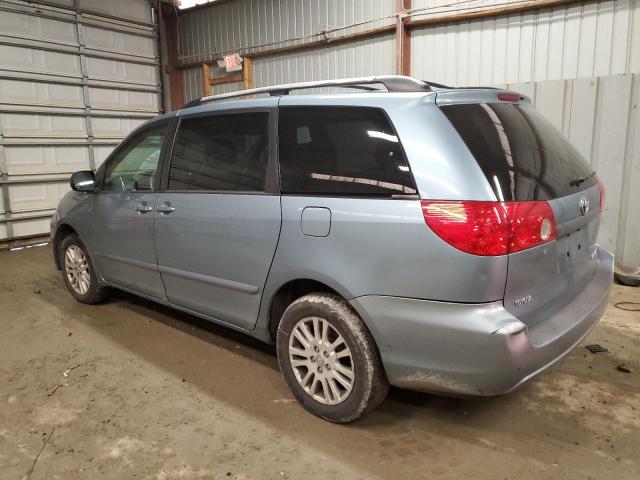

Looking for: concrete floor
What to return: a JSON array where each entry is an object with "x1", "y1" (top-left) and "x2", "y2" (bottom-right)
[{"x1": 1, "y1": 245, "x2": 639, "y2": 480}]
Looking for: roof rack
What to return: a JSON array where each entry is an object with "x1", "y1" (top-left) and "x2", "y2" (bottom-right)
[{"x1": 194, "y1": 75, "x2": 430, "y2": 106}]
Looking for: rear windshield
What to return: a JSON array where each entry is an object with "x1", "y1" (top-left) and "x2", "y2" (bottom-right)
[{"x1": 441, "y1": 103, "x2": 596, "y2": 201}]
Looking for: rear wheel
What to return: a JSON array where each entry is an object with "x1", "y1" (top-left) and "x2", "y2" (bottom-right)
[
  {"x1": 276, "y1": 293, "x2": 389, "y2": 423},
  {"x1": 59, "y1": 234, "x2": 106, "y2": 304}
]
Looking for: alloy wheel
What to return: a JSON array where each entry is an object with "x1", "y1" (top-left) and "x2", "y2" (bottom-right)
[
  {"x1": 64, "y1": 245, "x2": 90, "y2": 295},
  {"x1": 288, "y1": 316, "x2": 355, "y2": 405}
]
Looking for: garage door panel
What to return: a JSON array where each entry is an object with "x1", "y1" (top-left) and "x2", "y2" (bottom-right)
[
  {"x1": 93, "y1": 144, "x2": 118, "y2": 168},
  {"x1": 1, "y1": 113, "x2": 86, "y2": 138},
  {"x1": 86, "y1": 57, "x2": 156, "y2": 85},
  {"x1": 84, "y1": 26, "x2": 154, "y2": 57},
  {"x1": 88, "y1": 87, "x2": 157, "y2": 111},
  {"x1": 0, "y1": 79, "x2": 84, "y2": 107},
  {"x1": 0, "y1": 10, "x2": 77, "y2": 44},
  {"x1": 0, "y1": 0, "x2": 159, "y2": 243},
  {"x1": 3, "y1": 145, "x2": 90, "y2": 175},
  {"x1": 92, "y1": 117, "x2": 146, "y2": 138},
  {"x1": 8, "y1": 181, "x2": 70, "y2": 212},
  {"x1": 6, "y1": 218, "x2": 54, "y2": 240},
  {"x1": 0, "y1": 45, "x2": 81, "y2": 76},
  {"x1": 40, "y1": 0, "x2": 74, "y2": 8},
  {"x1": 79, "y1": 0, "x2": 151, "y2": 24}
]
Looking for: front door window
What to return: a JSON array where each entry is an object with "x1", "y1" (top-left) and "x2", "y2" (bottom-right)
[{"x1": 103, "y1": 123, "x2": 168, "y2": 192}]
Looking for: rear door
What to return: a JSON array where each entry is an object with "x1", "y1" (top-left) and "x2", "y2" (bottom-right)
[
  {"x1": 153, "y1": 103, "x2": 281, "y2": 330},
  {"x1": 440, "y1": 99, "x2": 603, "y2": 331}
]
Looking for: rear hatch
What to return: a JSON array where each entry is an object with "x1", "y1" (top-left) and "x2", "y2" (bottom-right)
[{"x1": 437, "y1": 91, "x2": 603, "y2": 334}]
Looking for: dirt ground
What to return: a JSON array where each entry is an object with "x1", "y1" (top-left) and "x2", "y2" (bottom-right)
[{"x1": 1, "y1": 245, "x2": 639, "y2": 480}]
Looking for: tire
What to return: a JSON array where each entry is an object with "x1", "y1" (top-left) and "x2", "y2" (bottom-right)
[
  {"x1": 58, "y1": 234, "x2": 107, "y2": 304},
  {"x1": 276, "y1": 293, "x2": 389, "y2": 423}
]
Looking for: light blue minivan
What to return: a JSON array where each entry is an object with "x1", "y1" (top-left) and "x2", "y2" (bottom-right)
[{"x1": 52, "y1": 76, "x2": 613, "y2": 422}]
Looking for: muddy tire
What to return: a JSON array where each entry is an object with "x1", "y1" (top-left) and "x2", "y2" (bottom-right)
[
  {"x1": 59, "y1": 234, "x2": 107, "y2": 304},
  {"x1": 276, "y1": 293, "x2": 389, "y2": 423}
]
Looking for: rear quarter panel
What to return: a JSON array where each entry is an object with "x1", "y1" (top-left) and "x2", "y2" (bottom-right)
[{"x1": 262, "y1": 196, "x2": 508, "y2": 303}]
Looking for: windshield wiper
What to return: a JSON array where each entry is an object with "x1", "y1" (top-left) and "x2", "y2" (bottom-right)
[{"x1": 569, "y1": 171, "x2": 596, "y2": 187}]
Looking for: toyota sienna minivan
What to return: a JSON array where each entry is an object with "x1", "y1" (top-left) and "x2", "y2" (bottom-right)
[{"x1": 51, "y1": 76, "x2": 613, "y2": 423}]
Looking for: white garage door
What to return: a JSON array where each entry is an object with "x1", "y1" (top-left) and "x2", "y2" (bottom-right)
[{"x1": 0, "y1": 0, "x2": 161, "y2": 244}]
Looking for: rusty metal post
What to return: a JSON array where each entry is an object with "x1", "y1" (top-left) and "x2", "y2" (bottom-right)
[
  {"x1": 161, "y1": 3, "x2": 185, "y2": 109},
  {"x1": 396, "y1": 0, "x2": 411, "y2": 76}
]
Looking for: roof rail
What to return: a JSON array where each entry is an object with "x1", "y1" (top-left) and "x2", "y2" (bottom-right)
[{"x1": 196, "y1": 75, "x2": 430, "y2": 105}]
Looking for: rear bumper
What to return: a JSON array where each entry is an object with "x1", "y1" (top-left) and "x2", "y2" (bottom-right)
[{"x1": 350, "y1": 245, "x2": 614, "y2": 396}]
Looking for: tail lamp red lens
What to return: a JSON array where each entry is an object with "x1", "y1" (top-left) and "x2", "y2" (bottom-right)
[
  {"x1": 502, "y1": 202, "x2": 557, "y2": 253},
  {"x1": 421, "y1": 200, "x2": 557, "y2": 256}
]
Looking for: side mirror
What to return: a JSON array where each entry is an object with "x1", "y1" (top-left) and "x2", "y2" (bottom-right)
[{"x1": 70, "y1": 170, "x2": 95, "y2": 192}]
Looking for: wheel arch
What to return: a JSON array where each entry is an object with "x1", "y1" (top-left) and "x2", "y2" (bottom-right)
[
  {"x1": 52, "y1": 223, "x2": 79, "y2": 270},
  {"x1": 265, "y1": 278, "x2": 346, "y2": 343}
]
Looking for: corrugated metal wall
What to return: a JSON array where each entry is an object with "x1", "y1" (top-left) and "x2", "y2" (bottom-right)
[
  {"x1": 180, "y1": 0, "x2": 395, "y2": 101},
  {"x1": 0, "y1": 0, "x2": 161, "y2": 242},
  {"x1": 507, "y1": 74, "x2": 639, "y2": 269},
  {"x1": 253, "y1": 33, "x2": 395, "y2": 89},
  {"x1": 183, "y1": 66, "x2": 204, "y2": 100},
  {"x1": 178, "y1": 0, "x2": 395, "y2": 63},
  {"x1": 410, "y1": 0, "x2": 640, "y2": 85},
  {"x1": 180, "y1": 0, "x2": 640, "y2": 98},
  {"x1": 184, "y1": 36, "x2": 397, "y2": 100},
  {"x1": 175, "y1": 0, "x2": 640, "y2": 269}
]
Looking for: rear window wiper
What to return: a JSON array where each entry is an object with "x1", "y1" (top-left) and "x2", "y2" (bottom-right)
[{"x1": 569, "y1": 171, "x2": 596, "y2": 187}]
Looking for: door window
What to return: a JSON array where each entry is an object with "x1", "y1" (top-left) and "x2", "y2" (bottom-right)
[
  {"x1": 168, "y1": 112, "x2": 269, "y2": 191},
  {"x1": 278, "y1": 107, "x2": 417, "y2": 196},
  {"x1": 103, "y1": 122, "x2": 168, "y2": 192}
]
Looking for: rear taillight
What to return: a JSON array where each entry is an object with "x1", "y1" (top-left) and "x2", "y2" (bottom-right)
[
  {"x1": 596, "y1": 176, "x2": 605, "y2": 213},
  {"x1": 421, "y1": 200, "x2": 556, "y2": 256},
  {"x1": 502, "y1": 202, "x2": 557, "y2": 253},
  {"x1": 421, "y1": 201, "x2": 508, "y2": 255}
]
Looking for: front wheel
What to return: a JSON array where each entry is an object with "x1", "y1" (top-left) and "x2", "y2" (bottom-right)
[
  {"x1": 59, "y1": 234, "x2": 106, "y2": 304},
  {"x1": 276, "y1": 293, "x2": 389, "y2": 423}
]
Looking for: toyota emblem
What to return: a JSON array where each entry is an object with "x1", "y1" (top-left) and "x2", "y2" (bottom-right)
[{"x1": 578, "y1": 196, "x2": 590, "y2": 216}]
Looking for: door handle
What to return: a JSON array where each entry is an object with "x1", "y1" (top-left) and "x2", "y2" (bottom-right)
[
  {"x1": 156, "y1": 202, "x2": 176, "y2": 214},
  {"x1": 135, "y1": 203, "x2": 153, "y2": 213}
]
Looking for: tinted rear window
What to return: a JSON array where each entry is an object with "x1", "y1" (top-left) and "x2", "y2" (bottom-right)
[
  {"x1": 441, "y1": 103, "x2": 596, "y2": 201},
  {"x1": 278, "y1": 107, "x2": 416, "y2": 196}
]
